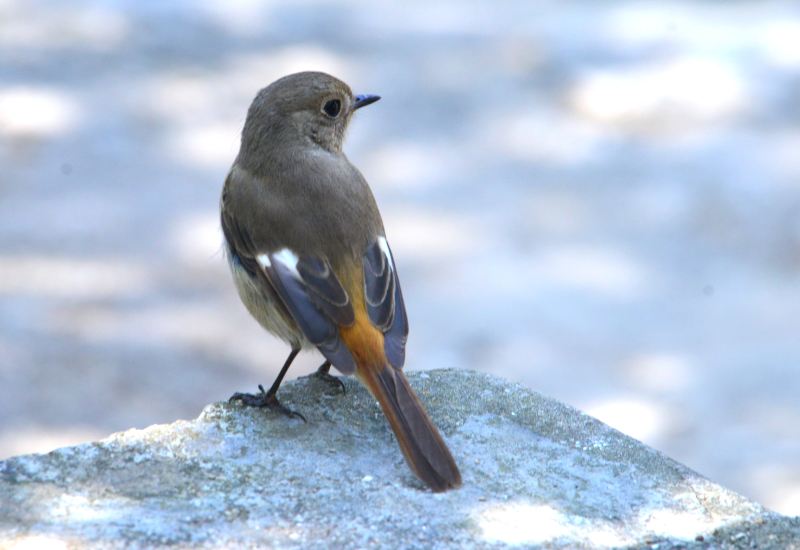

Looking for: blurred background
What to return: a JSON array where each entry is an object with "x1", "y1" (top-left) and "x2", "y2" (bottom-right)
[{"x1": 1, "y1": 0, "x2": 799, "y2": 515}]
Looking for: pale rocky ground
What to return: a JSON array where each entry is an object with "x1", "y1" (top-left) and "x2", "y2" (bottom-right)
[
  {"x1": 1, "y1": 0, "x2": 799, "y2": 516},
  {"x1": 4, "y1": 371, "x2": 798, "y2": 549}
]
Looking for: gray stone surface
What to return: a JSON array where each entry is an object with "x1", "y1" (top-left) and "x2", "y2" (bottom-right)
[{"x1": 0, "y1": 369, "x2": 792, "y2": 549}]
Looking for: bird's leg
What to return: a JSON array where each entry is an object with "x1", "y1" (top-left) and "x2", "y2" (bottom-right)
[
  {"x1": 307, "y1": 360, "x2": 346, "y2": 394},
  {"x1": 229, "y1": 348, "x2": 306, "y2": 421}
]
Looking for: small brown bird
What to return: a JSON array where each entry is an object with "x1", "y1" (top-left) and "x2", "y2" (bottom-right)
[{"x1": 221, "y1": 71, "x2": 461, "y2": 492}]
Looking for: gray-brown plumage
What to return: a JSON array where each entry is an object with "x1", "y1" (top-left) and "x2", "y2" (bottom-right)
[{"x1": 221, "y1": 71, "x2": 461, "y2": 492}]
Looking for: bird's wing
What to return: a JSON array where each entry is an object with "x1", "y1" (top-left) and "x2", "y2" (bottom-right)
[
  {"x1": 220, "y1": 185, "x2": 261, "y2": 278},
  {"x1": 254, "y1": 249, "x2": 358, "y2": 373},
  {"x1": 363, "y1": 237, "x2": 409, "y2": 369},
  {"x1": 221, "y1": 174, "x2": 407, "y2": 373},
  {"x1": 221, "y1": 185, "x2": 358, "y2": 373}
]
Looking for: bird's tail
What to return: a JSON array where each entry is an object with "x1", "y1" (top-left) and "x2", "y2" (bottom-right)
[{"x1": 357, "y1": 363, "x2": 462, "y2": 492}]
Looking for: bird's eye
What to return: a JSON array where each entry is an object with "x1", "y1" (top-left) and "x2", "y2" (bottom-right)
[{"x1": 322, "y1": 99, "x2": 341, "y2": 118}]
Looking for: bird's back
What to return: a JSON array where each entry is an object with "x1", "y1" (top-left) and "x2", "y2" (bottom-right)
[{"x1": 224, "y1": 149, "x2": 384, "y2": 270}]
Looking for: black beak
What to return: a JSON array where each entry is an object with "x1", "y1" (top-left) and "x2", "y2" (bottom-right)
[{"x1": 353, "y1": 94, "x2": 380, "y2": 110}]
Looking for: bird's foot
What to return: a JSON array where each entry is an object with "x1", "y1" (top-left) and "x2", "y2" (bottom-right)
[
  {"x1": 229, "y1": 384, "x2": 306, "y2": 422},
  {"x1": 306, "y1": 366, "x2": 346, "y2": 395}
]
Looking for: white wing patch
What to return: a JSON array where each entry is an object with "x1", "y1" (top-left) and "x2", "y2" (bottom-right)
[
  {"x1": 256, "y1": 254, "x2": 272, "y2": 269},
  {"x1": 272, "y1": 248, "x2": 301, "y2": 279},
  {"x1": 377, "y1": 236, "x2": 394, "y2": 272}
]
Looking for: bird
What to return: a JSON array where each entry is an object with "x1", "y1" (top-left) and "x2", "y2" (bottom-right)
[{"x1": 220, "y1": 71, "x2": 462, "y2": 492}]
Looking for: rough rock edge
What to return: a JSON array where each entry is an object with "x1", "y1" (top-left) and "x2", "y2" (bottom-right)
[{"x1": 0, "y1": 369, "x2": 797, "y2": 549}]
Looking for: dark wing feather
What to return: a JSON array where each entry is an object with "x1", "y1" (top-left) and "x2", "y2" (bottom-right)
[
  {"x1": 363, "y1": 242, "x2": 395, "y2": 329},
  {"x1": 363, "y1": 239, "x2": 409, "y2": 369},
  {"x1": 265, "y1": 257, "x2": 337, "y2": 345},
  {"x1": 296, "y1": 255, "x2": 355, "y2": 327},
  {"x1": 221, "y1": 186, "x2": 259, "y2": 277},
  {"x1": 260, "y1": 254, "x2": 356, "y2": 373},
  {"x1": 383, "y1": 275, "x2": 408, "y2": 368}
]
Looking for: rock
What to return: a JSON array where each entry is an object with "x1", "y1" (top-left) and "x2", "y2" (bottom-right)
[{"x1": 0, "y1": 369, "x2": 794, "y2": 548}]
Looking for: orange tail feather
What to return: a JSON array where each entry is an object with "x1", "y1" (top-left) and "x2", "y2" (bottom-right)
[{"x1": 358, "y1": 363, "x2": 461, "y2": 492}]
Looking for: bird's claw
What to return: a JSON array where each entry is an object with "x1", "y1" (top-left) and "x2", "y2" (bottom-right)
[
  {"x1": 307, "y1": 369, "x2": 346, "y2": 395},
  {"x1": 229, "y1": 384, "x2": 307, "y2": 422}
]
